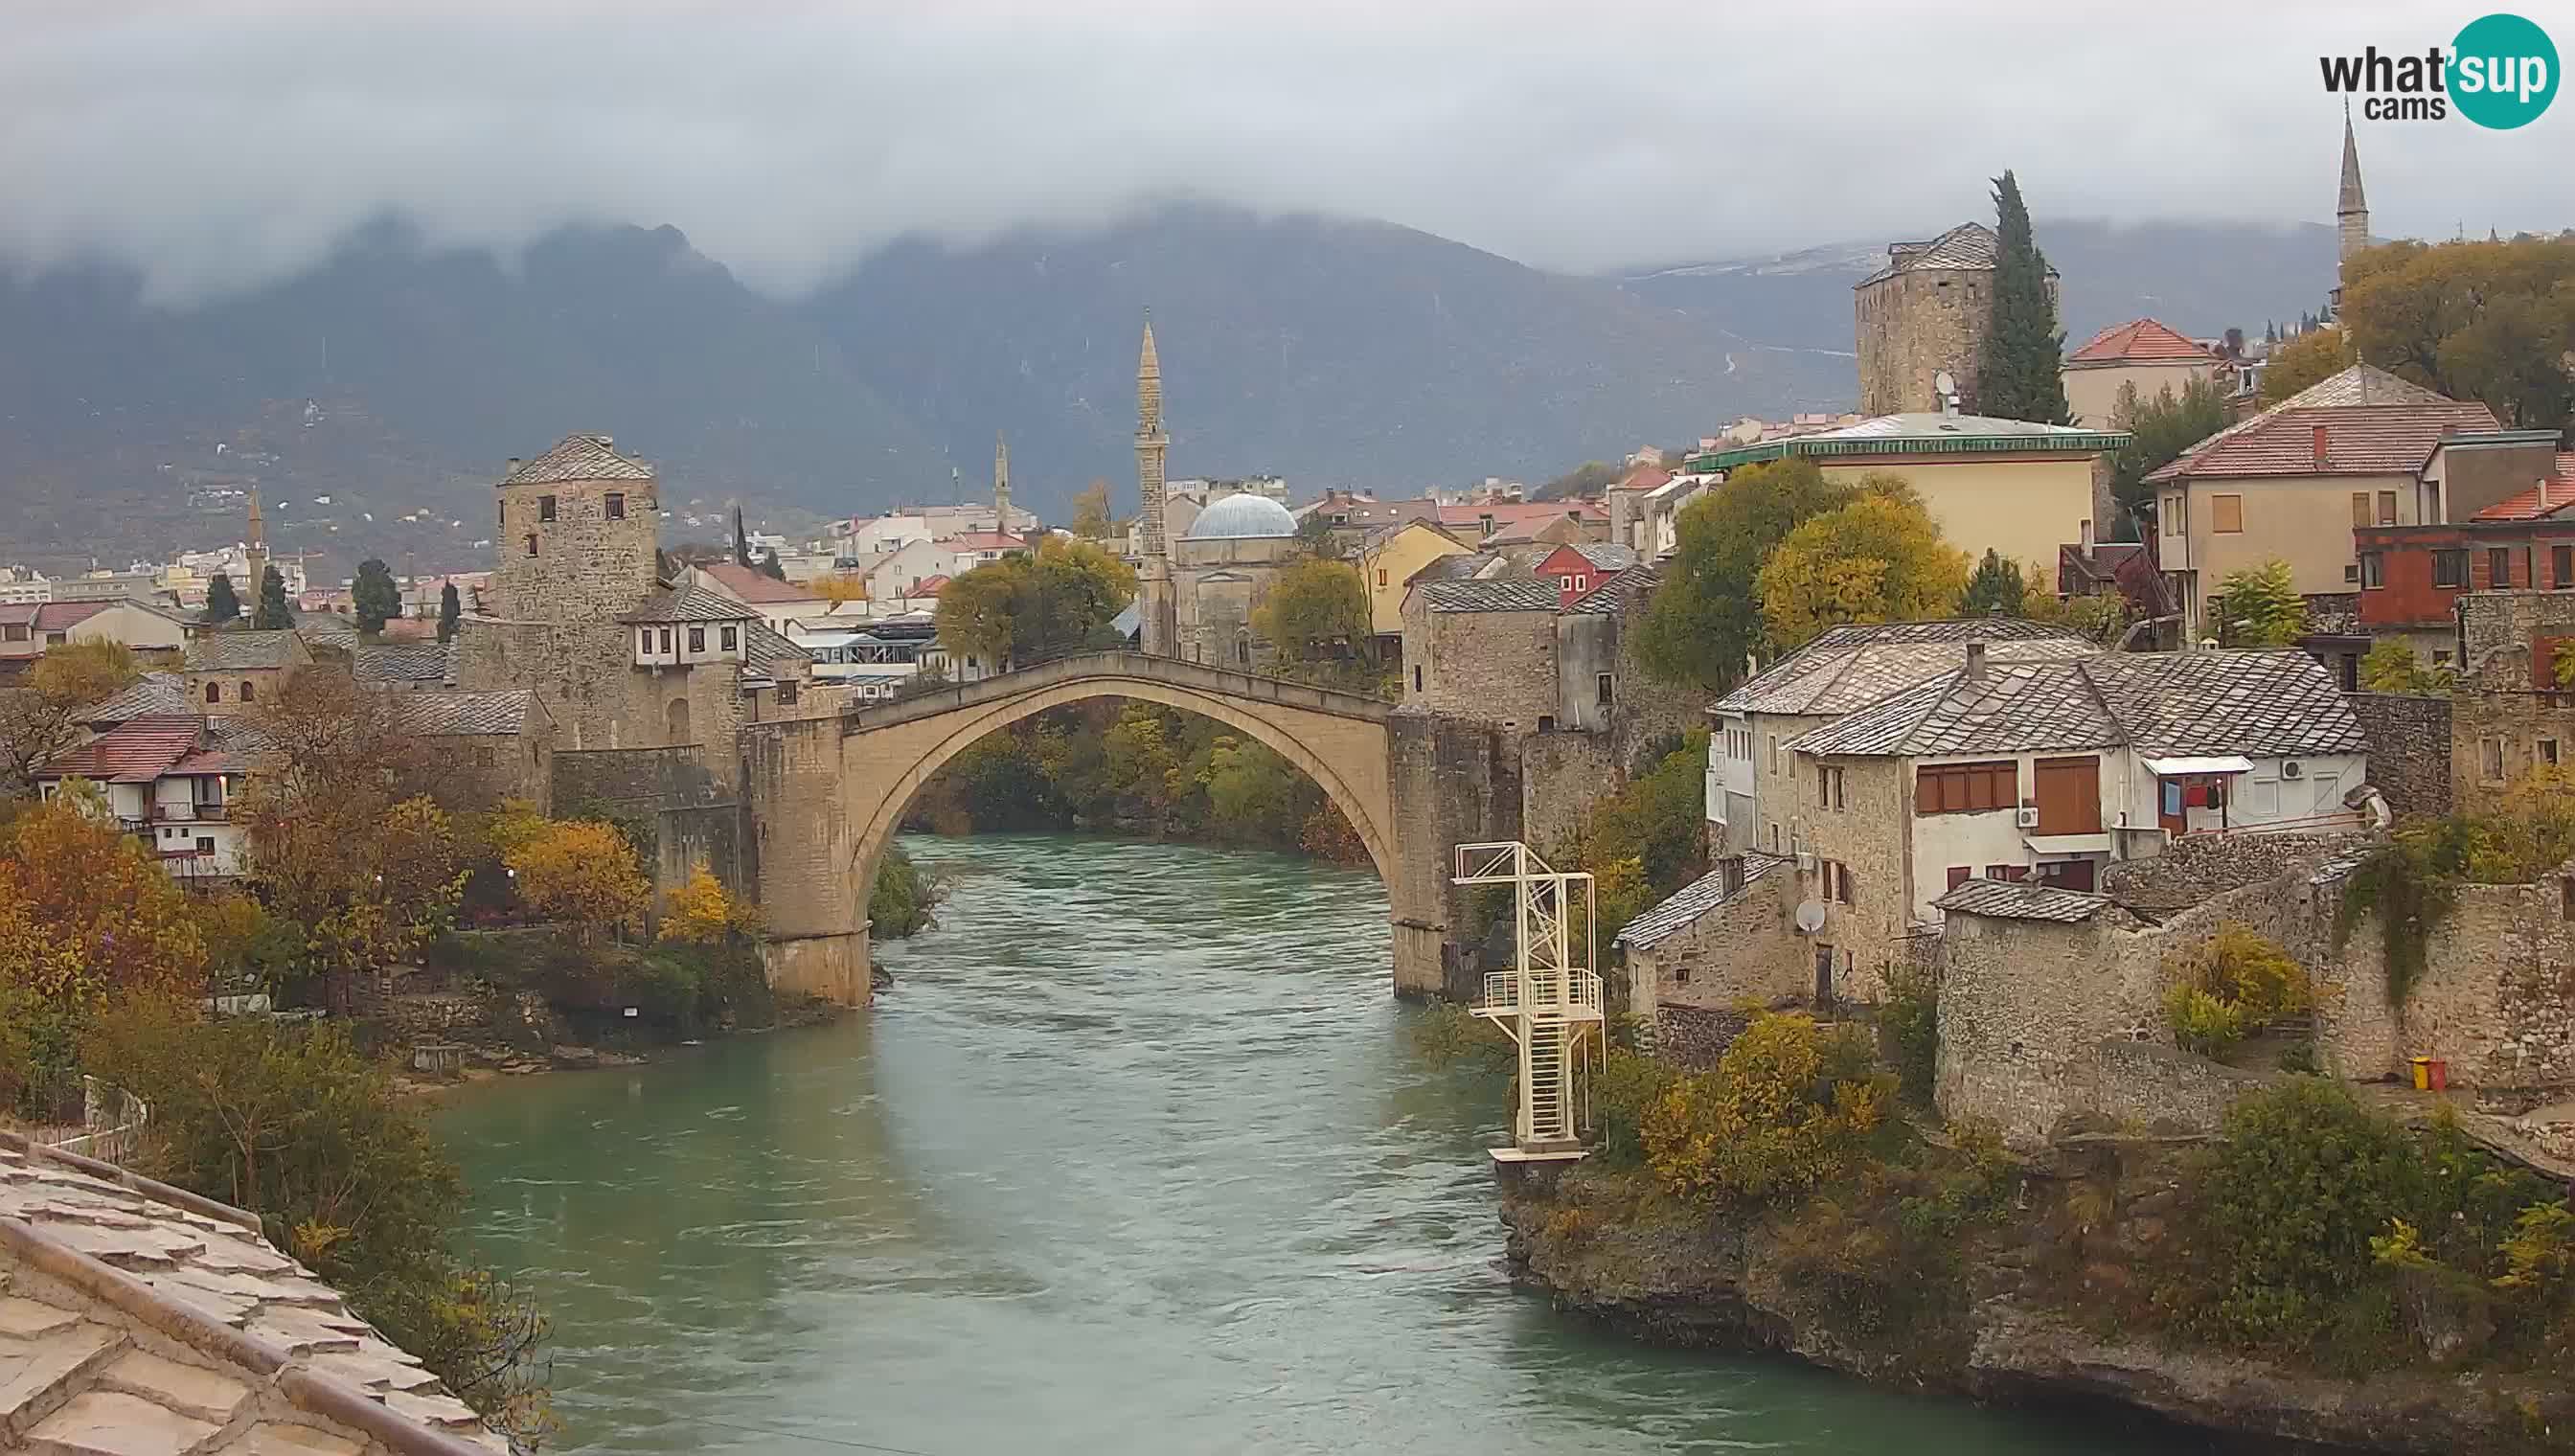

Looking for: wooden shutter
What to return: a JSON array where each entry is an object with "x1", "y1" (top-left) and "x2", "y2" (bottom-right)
[
  {"x1": 2033, "y1": 757, "x2": 2103, "y2": 832},
  {"x1": 2351, "y1": 492, "x2": 2371, "y2": 528}
]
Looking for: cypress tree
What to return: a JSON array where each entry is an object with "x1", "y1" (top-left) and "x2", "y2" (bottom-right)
[
  {"x1": 253, "y1": 565, "x2": 291, "y2": 629},
  {"x1": 1973, "y1": 171, "x2": 2072, "y2": 424},
  {"x1": 437, "y1": 581, "x2": 462, "y2": 643},
  {"x1": 353, "y1": 557, "x2": 401, "y2": 634},
  {"x1": 733, "y1": 507, "x2": 753, "y2": 569},
  {"x1": 202, "y1": 571, "x2": 240, "y2": 625},
  {"x1": 758, "y1": 550, "x2": 787, "y2": 581}
]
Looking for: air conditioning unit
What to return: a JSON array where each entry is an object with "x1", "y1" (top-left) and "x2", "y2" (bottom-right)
[
  {"x1": 2282, "y1": 760, "x2": 2304, "y2": 780},
  {"x1": 1795, "y1": 851, "x2": 1817, "y2": 874},
  {"x1": 2015, "y1": 807, "x2": 2041, "y2": 829}
]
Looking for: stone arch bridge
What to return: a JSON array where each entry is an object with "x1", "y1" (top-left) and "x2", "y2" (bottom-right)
[{"x1": 737, "y1": 652, "x2": 1488, "y2": 1006}]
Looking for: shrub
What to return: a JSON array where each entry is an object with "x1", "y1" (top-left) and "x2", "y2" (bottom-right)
[
  {"x1": 869, "y1": 843, "x2": 948, "y2": 940},
  {"x1": 1592, "y1": 1046, "x2": 1680, "y2": 1164},
  {"x1": 1879, "y1": 960, "x2": 1940, "y2": 1105},
  {"x1": 2164, "y1": 984, "x2": 2250, "y2": 1058},
  {"x1": 657, "y1": 868, "x2": 762, "y2": 944},
  {"x1": 1640, "y1": 1012, "x2": 1889, "y2": 1204},
  {"x1": 1407, "y1": 1000, "x2": 1513, "y2": 1073},
  {"x1": 507, "y1": 819, "x2": 649, "y2": 937}
]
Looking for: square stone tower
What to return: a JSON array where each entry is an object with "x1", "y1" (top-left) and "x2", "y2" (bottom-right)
[
  {"x1": 1853, "y1": 221, "x2": 2058, "y2": 418},
  {"x1": 490, "y1": 433, "x2": 660, "y2": 623}
]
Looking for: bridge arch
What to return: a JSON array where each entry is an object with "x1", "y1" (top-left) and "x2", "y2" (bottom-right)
[{"x1": 743, "y1": 653, "x2": 1409, "y2": 1008}]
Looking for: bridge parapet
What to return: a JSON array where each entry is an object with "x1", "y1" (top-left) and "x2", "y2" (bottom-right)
[{"x1": 821, "y1": 651, "x2": 1394, "y2": 736}]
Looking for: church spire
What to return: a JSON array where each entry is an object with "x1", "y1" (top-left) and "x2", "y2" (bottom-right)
[{"x1": 2335, "y1": 105, "x2": 2371, "y2": 311}]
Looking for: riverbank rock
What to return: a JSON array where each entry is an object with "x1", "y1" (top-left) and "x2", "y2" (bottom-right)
[{"x1": 1498, "y1": 1159, "x2": 2572, "y2": 1455}]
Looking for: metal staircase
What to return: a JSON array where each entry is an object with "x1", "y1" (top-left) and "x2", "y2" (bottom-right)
[{"x1": 1455, "y1": 842, "x2": 1605, "y2": 1161}]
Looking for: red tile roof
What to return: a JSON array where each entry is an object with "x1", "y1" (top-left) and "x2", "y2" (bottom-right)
[
  {"x1": 697, "y1": 561, "x2": 819, "y2": 603},
  {"x1": 2471, "y1": 454, "x2": 2575, "y2": 522},
  {"x1": 33, "y1": 715, "x2": 209, "y2": 784},
  {"x1": 2068, "y1": 318, "x2": 2212, "y2": 365},
  {"x1": 2146, "y1": 364, "x2": 2486, "y2": 484},
  {"x1": 1611, "y1": 466, "x2": 1673, "y2": 493},
  {"x1": 1437, "y1": 500, "x2": 1607, "y2": 529},
  {"x1": 912, "y1": 575, "x2": 950, "y2": 596},
  {"x1": 936, "y1": 532, "x2": 1026, "y2": 552},
  {"x1": 0, "y1": 602, "x2": 112, "y2": 632}
]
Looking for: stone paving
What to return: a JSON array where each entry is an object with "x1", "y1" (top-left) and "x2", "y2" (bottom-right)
[{"x1": 0, "y1": 1137, "x2": 503, "y2": 1455}]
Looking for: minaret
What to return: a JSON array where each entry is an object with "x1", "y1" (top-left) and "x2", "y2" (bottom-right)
[
  {"x1": 243, "y1": 485, "x2": 269, "y2": 600},
  {"x1": 993, "y1": 430, "x2": 1013, "y2": 535},
  {"x1": 1134, "y1": 312, "x2": 1176, "y2": 656},
  {"x1": 2334, "y1": 106, "x2": 2369, "y2": 313}
]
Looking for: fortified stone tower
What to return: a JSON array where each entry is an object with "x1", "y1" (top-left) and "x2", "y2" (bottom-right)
[
  {"x1": 2334, "y1": 108, "x2": 2370, "y2": 313},
  {"x1": 490, "y1": 433, "x2": 659, "y2": 622},
  {"x1": 1852, "y1": 220, "x2": 2056, "y2": 417},
  {"x1": 1134, "y1": 314, "x2": 1178, "y2": 655}
]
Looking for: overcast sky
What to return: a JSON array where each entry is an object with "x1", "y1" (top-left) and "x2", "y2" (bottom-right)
[{"x1": 6, "y1": 1, "x2": 2568, "y2": 304}]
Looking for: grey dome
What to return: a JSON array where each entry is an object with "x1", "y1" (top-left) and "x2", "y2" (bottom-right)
[{"x1": 1184, "y1": 493, "x2": 1298, "y2": 540}]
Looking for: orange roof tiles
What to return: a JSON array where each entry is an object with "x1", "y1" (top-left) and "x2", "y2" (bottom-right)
[
  {"x1": 32, "y1": 716, "x2": 209, "y2": 784},
  {"x1": 2068, "y1": 318, "x2": 2212, "y2": 365},
  {"x1": 2471, "y1": 454, "x2": 2575, "y2": 522},
  {"x1": 697, "y1": 561, "x2": 819, "y2": 603}
]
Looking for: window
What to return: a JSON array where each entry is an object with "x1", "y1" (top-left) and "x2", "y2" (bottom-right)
[
  {"x1": 1559, "y1": 576, "x2": 1575, "y2": 591},
  {"x1": 2345, "y1": 564, "x2": 2360, "y2": 583},
  {"x1": 1377, "y1": 569, "x2": 1387, "y2": 587},
  {"x1": 195, "y1": 837, "x2": 214, "y2": 855},
  {"x1": 2482, "y1": 736, "x2": 2506, "y2": 783},
  {"x1": 1596, "y1": 672, "x2": 1614, "y2": 707},
  {"x1": 1537, "y1": 715, "x2": 1556, "y2": 733},
  {"x1": 1412, "y1": 665, "x2": 1423, "y2": 692},
  {"x1": 497, "y1": 501, "x2": 505, "y2": 527},
  {"x1": 721, "y1": 626, "x2": 738, "y2": 651},
  {"x1": 1915, "y1": 760, "x2": 2017, "y2": 814},
  {"x1": 640, "y1": 629, "x2": 653, "y2": 653},
  {"x1": 472, "y1": 746, "x2": 497, "y2": 767},
  {"x1": 689, "y1": 626, "x2": 706, "y2": 652},
  {"x1": 525, "y1": 535, "x2": 538, "y2": 557},
  {"x1": 1767, "y1": 735, "x2": 1780, "y2": 774},
  {"x1": 538, "y1": 494, "x2": 558, "y2": 522},
  {"x1": 2557, "y1": 544, "x2": 2573, "y2": 588},
  {"x1": 2426, "y1": 482, "x2": 2442, "y2": 524},
  {"x1": 2544, "y1": 739, "x2": 2562, "y2": 767},
  {"x1": 2359, "y1": 553, "x2": 2385, "y2": 589},
  {"x1": 205, "y1": 682, "x2": 220, "y2": 704},
  {"x1": 1818, "y1": 764, "x2": 1845, "y2": 809},
  {"x1": 659, "y1": 627, "x2": 673, "y2": 653},
  {"x1": 238, "y1": 680, "x2": 254, "y2": 702},
  {"x1": 606, "y1": 492, "x2": 626, "y2": 520},
  {"x1": 1821, "y1": 860, "x2": 1855, "y2": 905},
  {"x1": 2491, "y1": 547, "x2": 2513, "y2": 587},
  {"x1": 2351, "y1": 491, "x2": 2372, "y2": 529},
  {"x1": 2210, "y1": 493, "x2": 2244, "y2": 534},
  {"x1": 2377, "y1": 490, "x2": 2397, "y2": 526},
  {"x1": 777, "y1": 681, "x2": 800, "y2": 706},
  {"x1": 1946, "y1": 865, "x2": 1971, "y2": 891},
  {"x1": 2432, "y1": 550, "x2": 2469, "y2": 588},
  {"x1": 2, "y1": 625, "x2": 24, "y2": 642}
]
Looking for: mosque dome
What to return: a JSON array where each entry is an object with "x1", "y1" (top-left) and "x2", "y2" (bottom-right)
[{"x1": 1184, "y1": 493, "x2": 1299, "y2": 540}]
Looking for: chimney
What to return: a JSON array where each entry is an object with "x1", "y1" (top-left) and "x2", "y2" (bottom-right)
[
  {"x1": 2312, "y1": 423, "x2": 2330, "y2": 467},
  {"x1": 1965, "y1": 639, "x2": 1988, "y2": 680},
  {"x1": 2080, "y1": 517, "x2": 2095, "y2": 551},
  {"x1": 505, "y1": 458, "x2": 521, "y2": 473}
]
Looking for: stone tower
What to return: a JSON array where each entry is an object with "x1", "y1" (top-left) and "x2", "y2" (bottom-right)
[
  {"x1": 242, "y1": 485, "x2": 268, "y2": 600},
  {"x1": 1134, "y1": 314, "x2": 1177, "y2": 655},
  {"x1": 993, "y1": 430, "x2": 1012, "y2": 535},
  {"x1": 1851, "y1": 222, "x2": 2051, "y2": 418},
  {"x1": 2335, "y1": 107, "x2": 2370, "y2": 310},
  {"x1": 490, "y1": 433, "x2": 660, "y2": 623}
]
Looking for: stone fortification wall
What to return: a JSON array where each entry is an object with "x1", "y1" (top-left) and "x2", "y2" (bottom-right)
[
  {"x1": 1387, "y1": 711, "x2": 1521, "y2": 1000},
  {"x1": 2321, "y1": 878, "x2": 2575, "y2": 1091},
  {"x1": 2344, "y1": 693, "x2": 2452, "y2": 818},
  {"x1": 1519, "y1": 730, "x2": 1618, "y2": 856}
]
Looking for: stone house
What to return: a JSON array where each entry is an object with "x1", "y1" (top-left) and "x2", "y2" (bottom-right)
[
  {"x1": 31, "y1": 714, "x2": 252, "y2": 880},
  {"x1": 383, "y1": 688, "x2": 557, "y2": 814},
  {"x1": 1400, "y1": 577, "x2": 1561, "y2": 726},
  {"x1": 181, "y1": 630, "x2": 313, "y2": 715},
  {"x1": 2444, "y1": 588, "x2": 2575, "y2": 810},
  {"x1": 1616, "y1": 851, "x2": 1801, "y2": 1027},
  {"x1": 2143, "y1": 364, "x2": 2496, "y2": 644},
  {"x1": 1853, "y1": 220, "x2": 2057, "y2": 418},
  {"x1": 1686, "y1": 413, "x2": 2127, "y2": 583},
  {"x1": 1707, "y1": 618, "x2": 2095, "y2": 857},
  {"x1": 2062, "y1": 317, "x2": 2228, "y2": 430}
]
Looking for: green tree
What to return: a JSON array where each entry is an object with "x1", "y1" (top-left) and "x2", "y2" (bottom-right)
[
  {"x1": 1956, "y1": 549, "x2": 2031, "y2": 617},
  {"x1": 2359, "y1": 638, "x2": 2451, "y2": 695},
  {"x1": 1756, "y1": 481, "x2": 1972, "y2": 650},
  {"x1": 353, "y1": 557, "x2": 401, "y2": 634},
  {"x1": 1538, "y1": 460, "x2": 1622, "y2": 500},
  {"x1": 869, "y1": 843, "x2": 947, "y2": 938},
  {"x1": 437, "y1": 581, "x2": 462, "y2": 643},
  {"x1": 2340, "y1": 236, "x2": 2575, "y2": 430},
  {"x1": 202, "y1": 571, "x2": 240, "y2": 625},
  {"x1": 2212, "y1": 558, "x2": 2307, "y2": 647},
  {"x1": 731, "y1": 506, "x2": 753, "y2": 568},
  {"x1": 934, "y1": 536, "x2": 1137, "y2": 668},
  {"x1": 2259, "y1": 328, "x2": 2350, "y2": 406},
  {"x1": 1070, "y1": 480, "x2": 1115, "y2": 539},
  {"x1": 758, "y1": 549, "x2": 787, "y2": 581},
  {"x1": 2109, "y1": 375, "x2": 2233, "y2": 538},
  {"x1": 1253, "y1": 557, "x2": 1369, "y2": 663},
  {"x1": 1293, "y1": 510, "x2": 1342, "y2": 559},
  {"x1": 1636, "y1": 458, "x2": 1857, "y2": 692},
  {"x1": 253, "y1": 564, "x2": 291, "y2": 629},
  {"x1": 1974, "y1": 171, "x2": 2072, "y2": 424}
]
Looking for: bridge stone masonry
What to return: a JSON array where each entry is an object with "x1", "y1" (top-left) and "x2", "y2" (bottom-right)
[{"x1": 736, "y1": 651, "x2": 1523, "y2": 1006}]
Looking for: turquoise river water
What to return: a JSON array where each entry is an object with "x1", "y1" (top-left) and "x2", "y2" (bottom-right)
[{"x1": 438, "y1": 833, "x2": 2223, "y2": 1455}]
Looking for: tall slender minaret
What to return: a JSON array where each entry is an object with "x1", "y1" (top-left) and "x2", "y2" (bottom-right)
[
  {"x1": 993, "y1": 430, "x2": 1013, "y2": 535},
  {"x1": 1134, "y1": 312, "x2": 1176, "y2": 655},
  {"x1": 2334, "y1": 105, "x2": 2369, "y2": 313},
  {"x1": 243, "y1": 484, "x2": 269, "y2": 600}
]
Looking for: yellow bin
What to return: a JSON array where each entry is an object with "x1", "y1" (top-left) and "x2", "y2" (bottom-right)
[{"x1": 2409, "y1": 1057, "x2": 2432, "y2": 1091}]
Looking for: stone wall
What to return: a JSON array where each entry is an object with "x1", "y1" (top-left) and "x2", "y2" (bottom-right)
[
  {"x1": 490, "y1": 471, "x2": 658, "y2": 623},
  {"x1": 1789, "y1": 754, "x2": 1914, "y2": 1003},
  {"x1": 1856, "y1": 266, "x2": 1991, "y2": 417},
  {"x1": 2320, "y1": 879, "x2": 2575, "y2": 1091},
  {"x1": 422, "y1": 724, "x2": 555, "y2": 816},
  {"x1": 1401, "y1": 596, "x2": 1558, "y2": 732},
  {"x1": 1652, "y1": 1003, "x2": 1752, "y2": 1069},
  {"x1": 2450, "y1": 688, "x2": 2575, "y2": 812},
  {"x1": 1387, "y1": 710, "x2": 1521, "y2": 999},
  {"x1": 1518, "y1": 729, "x2": 1618, "y2": 857},
  {"x1": 456, "y1": 617, "x2": 749, "y2": 774},
  {"x1": 1629, "y1": 867, "x2": 1805, "y2": 1015},
  {"x1": 551, "y1": 745, "x2": 727, "y2": 815},
  {"x1": 2345, "y1": 693, "x2": 2452, "y2": 818}
]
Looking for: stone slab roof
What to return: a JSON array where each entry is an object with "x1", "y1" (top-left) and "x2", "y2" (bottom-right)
[
  {"x1": 1561, "y1": 542, "x2": 1636, "y2": 570},
  {"x1": 618, "y1": 585, "x2": 759, "y2": 626},
  {"x1": 741, "y1": 619, "x2": 810, "y2": 677},
  {"x1": 83, "y1": 673, "x2": 190, "y2": 726},
  {"x1": 1563, "y1": 563, "x2": 1661, "y2": 616},
  {"x1": 1789, "y1": 648, "x2": 2368, "y2": 761},
  {"x1": 0, "y1": 1134, "x2": 502, "y2": 1453},
  {"x1": 379, "y1": 690, "x2": 534, "y2": 738},
  {"x1": 183, "y1": 633, "x2": 305, "y2": 673},
  {"x1": 1715, "y1": 619, "x2": 2093, "y2": 717},
  {"x1": 498, "y1": 433, "x2": 653, "y2": 486},
  {"x1": 350, "y1": 643, "x2": 457, "y2": 687},
  {"x1": 1419, "y1": 579, "x2": 1561, "y2": 614},
  {"x1": 1932, "y1": 877, "x2": 2111, "y2": 922},
  {"x1": 1857, "y1": 221, "x2": 2002, "y2": 285},
  {"x1": 1615, "y1": 853, "x2": 1786, "y2": 949}
]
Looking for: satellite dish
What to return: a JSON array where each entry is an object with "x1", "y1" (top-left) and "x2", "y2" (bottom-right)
[
  {"x1": 1934, "y1": 370, "x2": 1956, "y2": 397},
  {"x1": 1793, "y1": 900, "x2": 1828, "y2": 934}
]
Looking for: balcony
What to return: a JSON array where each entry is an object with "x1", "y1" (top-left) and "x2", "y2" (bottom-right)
[
  {"x1": 151, "y1": 802, "x2": 229, "y2": 823},
  {"x1": 1476, "y1": 968, "x2": 1606, "y2": 1022}
]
